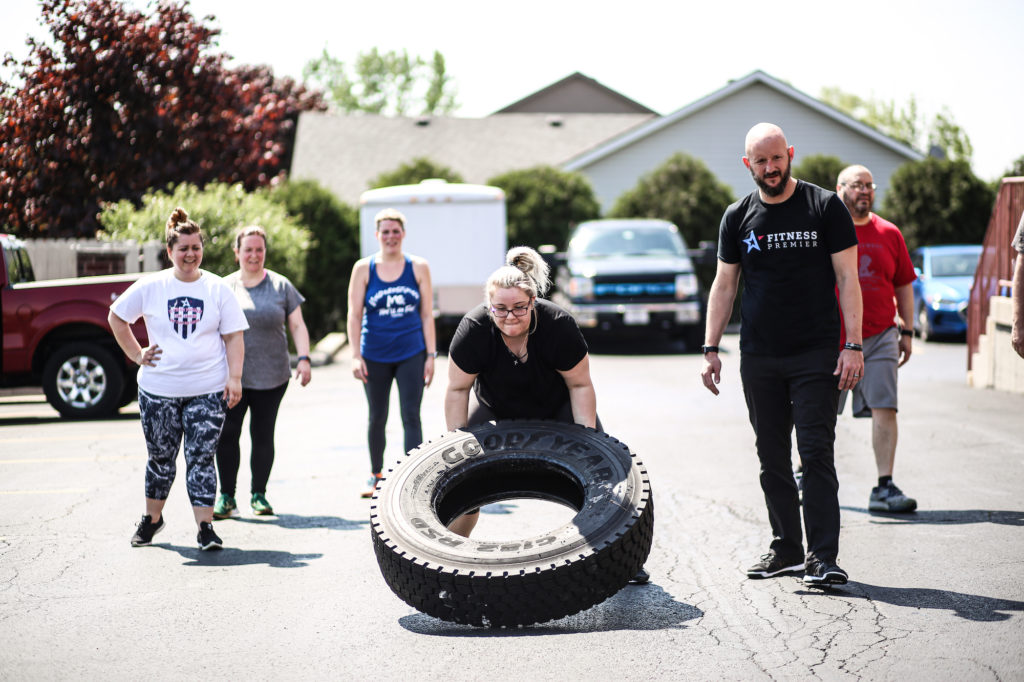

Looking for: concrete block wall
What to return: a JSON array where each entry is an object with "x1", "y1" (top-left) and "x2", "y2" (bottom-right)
[{"x1": 970, "y1": 295, "x2": 1024, "y2": 394}]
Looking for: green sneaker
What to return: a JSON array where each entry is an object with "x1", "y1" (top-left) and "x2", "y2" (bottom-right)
[
  {"x1": 251, "y1": 493, "x2": 274, "y2": 516},
  {"x1": 213, "y1": 494, "x2": 239, "y2": 519}
]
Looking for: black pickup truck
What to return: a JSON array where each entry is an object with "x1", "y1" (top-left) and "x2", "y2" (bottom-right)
[{"x1": 550, "y1": 219, "x2": 705, "y2": 348}]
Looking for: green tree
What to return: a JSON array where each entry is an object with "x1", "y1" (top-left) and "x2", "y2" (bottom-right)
[
  {"x1": 370, "y1": 158, "x2": 463, "y2": 189},
  {"x1": 1003, "y1": 155, "x2": 1024, "y2": 178},
  {"x1": 98, "y1": 183, "x2": 310, "y2": 285},
  {"x1": 486, "y1": 166, "x2": 601, "y2": 250},
  {"x1": 607, "y1": 153, "x2": 735, "y2": 249},
  {"x1": 303, "y1": 47, "x2": 457, "y2": 115},
  {"x1": 266, "y1": 180, "x2": 359, "y2": 339},
  {"x1": 793, "y1": 154, "x2": 847, "y2": 191},
  {"x1": 0, "y1": 0, "x2": 324, "y2": 237},
  {"x1": 927, "y1": 108, "x2": 973, "y2": 163},
  {"x1": 821, "y1": 87, "x2": 974, "y2": 163},
  {"x1": 881, "y1": 158, "x2": 995, "y2": 250},
  {"x1": 821, "y1": 87, "x2": 919, "y2": 147}
]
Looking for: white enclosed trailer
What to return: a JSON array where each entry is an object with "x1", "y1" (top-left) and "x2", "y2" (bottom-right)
[{"x1": 359, "y1": 180, "x2": 508, "y2": 330}]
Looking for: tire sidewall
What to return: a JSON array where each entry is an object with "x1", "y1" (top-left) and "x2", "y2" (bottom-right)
[{"x1": 372, "y1": 420, "x2": 650, "y2": 573}]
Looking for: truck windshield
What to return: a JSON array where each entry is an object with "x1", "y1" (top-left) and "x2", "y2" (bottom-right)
[{"x1": 570, "y1": 227, "x2": 686, "y2": 258}]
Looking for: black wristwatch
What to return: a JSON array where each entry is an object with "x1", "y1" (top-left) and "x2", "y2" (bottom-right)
[
  {"x1": 297, "y1": 355, "x2": 311, "y2": 363},
  {"x1": 900, "y1": 329, "x2": 914, "y2": 337},
  {"x1": 701, "y1": 345, "x2": 720, "y2": 355}
]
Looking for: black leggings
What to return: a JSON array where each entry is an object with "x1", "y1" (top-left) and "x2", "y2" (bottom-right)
[
  {"x1": 215, "y1": 381, "x2": 288, "y2": 496},
  {"x1": 363, "y1": 351, "x2": 425, "y2": 474}
]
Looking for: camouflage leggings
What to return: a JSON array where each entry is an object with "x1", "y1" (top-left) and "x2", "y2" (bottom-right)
[{"x1": 137, "y1": 389, "x2": 226, "y2": 507}]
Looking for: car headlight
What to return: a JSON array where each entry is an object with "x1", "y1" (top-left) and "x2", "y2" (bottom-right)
[
  {"x1": 568, "y1": 276, "x2": 594, "y2": 301},
  {"x1": 674, "y1": 273, "x2": 698, "y2": 300}
]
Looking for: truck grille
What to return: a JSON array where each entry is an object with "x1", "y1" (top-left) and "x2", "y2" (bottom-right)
[{"x1": 593, "y1": 275, "x2": 676, "y2": 301}]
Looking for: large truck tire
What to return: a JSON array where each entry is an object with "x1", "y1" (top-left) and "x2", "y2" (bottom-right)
[
  {"x1": 370, "y1": 420, "x2": 653, "y2": 627},
  {"x1": 42, "y1": 342, "x2": 125, "y2": 419}
]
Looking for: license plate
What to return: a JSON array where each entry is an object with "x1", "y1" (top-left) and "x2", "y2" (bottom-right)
[{"x1": 623, "y1": 309, "x2": 649, "y2": 325}]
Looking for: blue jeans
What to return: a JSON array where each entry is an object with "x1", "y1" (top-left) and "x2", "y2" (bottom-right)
[{"x1": 363, "y1": 351, "x2": 425, "y2": 474}]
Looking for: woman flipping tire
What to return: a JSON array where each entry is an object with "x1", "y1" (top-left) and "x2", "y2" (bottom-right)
[{"x1": 370, "y1": 420, "x2": 653, "y2": 627}]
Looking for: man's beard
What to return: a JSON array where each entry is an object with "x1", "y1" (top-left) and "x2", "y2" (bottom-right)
[
  {"x1": 843, "y1": 194, "x2": 873, "y2": 220},
  {"x1": 751, "y1": 160, "x2": 791, "y2": 197}
]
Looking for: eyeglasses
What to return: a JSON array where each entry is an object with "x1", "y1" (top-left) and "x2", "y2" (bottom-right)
[
  {"x1": 489, "y1": 303, "x2": 531, "y2": 318},
  {"x1": 842, "y1": 181, "x2": 876, "y2": 191}
]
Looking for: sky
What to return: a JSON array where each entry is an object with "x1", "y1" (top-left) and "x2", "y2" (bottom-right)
[{"x1": 2, "y1": 0, "x2": 1021, "y2": 181}]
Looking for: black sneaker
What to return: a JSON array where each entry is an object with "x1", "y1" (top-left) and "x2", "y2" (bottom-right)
[
  {"x1": 131, "y1": 514, "x2": 165, "y2": 547},
  {"x1": 629, "y1": 567, "x2": 651, "y2": 584},
  {"x1": 197, "y1": 521, "x2": 223, "y2": 551},
  {"x1": 803, "y1": 558, "x2": 848, "y2": 586},
  {"x1": 747, "y1": 550, "x2": 804, "y2": 579}
]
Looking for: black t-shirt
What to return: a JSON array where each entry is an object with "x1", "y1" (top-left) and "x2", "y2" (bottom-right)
[
  {"x1": 719, "y1": 180, "x2": 857, "y2": 356},
  {"x1": 449, "y1": 298, "x2": 589, "y2": 418}
]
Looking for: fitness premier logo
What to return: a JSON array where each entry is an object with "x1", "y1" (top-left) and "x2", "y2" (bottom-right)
[
  {"x1": 167, "y1": 296, "x2": 204, "y2": 339},
  {"x1": 764, "y1": 230, "x2": 819, "y2": 251}
]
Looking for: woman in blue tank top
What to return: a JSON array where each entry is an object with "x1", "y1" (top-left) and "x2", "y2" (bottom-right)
[{"x1": 346, "y1": 208, "x2": 437, "y2": 497}]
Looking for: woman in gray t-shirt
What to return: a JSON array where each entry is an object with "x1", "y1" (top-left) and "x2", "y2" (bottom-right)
[{"x1": 213, "y1": 226, "x2": 312, "y2": 519}]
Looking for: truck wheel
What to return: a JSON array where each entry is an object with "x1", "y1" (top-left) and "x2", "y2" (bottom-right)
[
  {"x1": 370, "y1": 420, "x2": 654, "y2": 627},
  {"x1": 42, "y1": 342, "x2": 125, "y2": 419}
]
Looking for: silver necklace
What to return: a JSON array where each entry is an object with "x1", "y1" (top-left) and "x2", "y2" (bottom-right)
[{"x1": 505, "y1": 339, "x2": 528, "y2": 366}]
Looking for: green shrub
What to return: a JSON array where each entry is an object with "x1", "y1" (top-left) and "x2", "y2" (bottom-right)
[
  {"x1": 487, "y1": 166, "x2": 601, "y2": 250},
  {"x1": 98, "y1": 182, "x2": 310, "y2": 284},
  {"x1": 793, "y1": 154, "x2": 847, "y2": 191},
  {"x1": 608, "y1": 153, "x2": 734, "y2": 250},
  {"x1": 370, "y1": 157, "x2": 463, "y2": 189},
  {"x1": 266, "y1": 180, "x2": 359, "y2": 339},
  {"x1": 882, "y1": 158, "x2": 995, "y2": 250}
]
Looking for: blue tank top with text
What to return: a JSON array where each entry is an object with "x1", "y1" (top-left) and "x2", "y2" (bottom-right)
[{"x1": 360, "y1": 256, "x2": 425, "y2": 362}]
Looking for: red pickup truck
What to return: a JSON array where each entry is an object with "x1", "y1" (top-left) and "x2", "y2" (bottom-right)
[{"x1": 1, "y1": 233, "x2": 147, "y2": 418}]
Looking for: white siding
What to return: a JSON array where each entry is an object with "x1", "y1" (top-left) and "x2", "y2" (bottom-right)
[{"x1": 578, "y1": 83, "x2": 914, "y2": 212}]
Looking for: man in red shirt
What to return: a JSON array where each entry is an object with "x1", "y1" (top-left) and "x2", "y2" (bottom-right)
[{"x1": 837, "y1": 165, "x2": 918, "y2": 512}]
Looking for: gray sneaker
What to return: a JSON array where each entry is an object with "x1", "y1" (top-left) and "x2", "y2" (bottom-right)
[{"x1": 869, "y1": 481, "x2": 917, "y2": 512}]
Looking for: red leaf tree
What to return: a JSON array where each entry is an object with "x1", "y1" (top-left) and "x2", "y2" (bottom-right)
[{"x1": 0, "y1": 0, "x2": 325, "y2": 236}]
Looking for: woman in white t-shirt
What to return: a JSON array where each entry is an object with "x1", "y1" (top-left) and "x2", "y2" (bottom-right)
[{"x1": 108, "y1": 207, "x2": 248, "y2": 551}]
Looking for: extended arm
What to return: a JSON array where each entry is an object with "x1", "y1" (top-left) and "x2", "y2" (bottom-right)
[
  {"x1": 347, "y1": 260, "x2": 369, "y2": 383},
  {"x1": 1013, "y1": 254, "x2": 1024, "y2": 359},
  {"x1": 221, "y1": 331, "x2": 244, "y2": 408},
  {"x1": 832, "y1": 244, "x2": 864, "y2": 389},
  {"x1": 414, "y1": 259, "x2": 438, "y2": 387},
  {"x1": 700, "y1": 260, "x2": 741, "y2": 395},
  {"x1": 895, "y1": 282, "x2": 914, "y2": 366},
  {"x1": 444, "y1": 357, "x2": 477, "y2": 430},
  {"x1": 558, "y1": 354, "x2": 597, "y2": 429},
  {"x1": 288, "y1": 305, "x2": 312, "y2": 386}
]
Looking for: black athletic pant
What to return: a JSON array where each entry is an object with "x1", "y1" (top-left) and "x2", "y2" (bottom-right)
[
  {"x1": 216, "y1": 381, "x2": 289, "y2": 497},
  {"x1": 740, "y1": 348, "x2": 841, "y2": 563},
  {"x1": 363, "y1": 351, "x2": 425, "y2": 475}
]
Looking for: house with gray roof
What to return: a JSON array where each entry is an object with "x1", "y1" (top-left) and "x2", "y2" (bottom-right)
[
  {"x1": 289, "y1": 111, "x2": 653, "y2": 205},
  {"x1": 494, "y1": 71, "x2": 658, "y2": 115},
  {"x1": 289, "y1": 70, "x2": 923, "y2": 211},
  {"x1": 564, "y1": 70, "x2": 925, "y2": 211}
]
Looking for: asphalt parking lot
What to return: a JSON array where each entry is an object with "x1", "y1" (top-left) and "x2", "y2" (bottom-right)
[{"x1": 1, "y1": 335, "x2": 1022, "y2": 680}]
